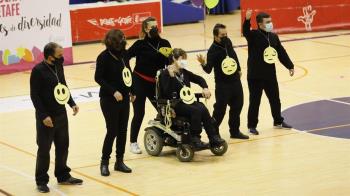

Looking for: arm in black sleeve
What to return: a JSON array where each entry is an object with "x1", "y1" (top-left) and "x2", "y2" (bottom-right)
[
  {"x1": 187, "y1": 70, "x2": 208, "y2": 88},
  {"x1": 202, "y1": 52, "x2": 215, "y2": 74},
  {"x1": 276, "y1": 35, "x2": 294, "y2": 70},
  {"x1": 30, "y1": 68, "x2": 48, "y2": 120},
  {"x1": 94, "y1": 55, "x2": 118, "y2": 95},
  {"x1": 228, "y1": 39, "x2": 241, "y2": 71},
  {"x1": 127, "y1": 40, "x2": 139, "y2": 60},
  {"x1": 165, "y1": 39, "x2": 171, "y2": 48},
  {"x1": 59, "y1": 65, "x2": 76, "y2": 107},
  {"x1": 125, "y1": 59, "x2": 135, "y2": 95},
  {"x1": 243, "y1": 19, "x2": 253, "y2": 41},
  {"x1": 232, "y1": 49, "x2": 241, "y2": 71}
]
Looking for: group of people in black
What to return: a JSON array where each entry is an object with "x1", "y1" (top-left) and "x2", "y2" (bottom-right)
[{"x1": 30, "y1": 10, "x2": 294, "y2": 193}]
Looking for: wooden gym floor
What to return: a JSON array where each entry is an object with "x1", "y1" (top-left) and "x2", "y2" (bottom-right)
[{"x1": 1, "y1": 12, "x2": 350, "y2": 196}]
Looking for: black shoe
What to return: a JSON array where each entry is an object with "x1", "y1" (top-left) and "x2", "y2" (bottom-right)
[
  {"x1": 114, "y1": 159, "x2": 132, "y2": 173},
  {"x1": 249, "y1": 128, "x2": 259, "y2": 135},
  {"x1": 37, "y1": 185, "x2": 50, "y2": 193},
  {"x1": 100, "y1": 160, "x2": 110, "y2": 176},
  {"x1": 58, "y1": 177, "x2": 83, "y2": 185},
  {"x1": 230, "y1": 132, "x2": 249, "y2": 139},
  {"x1": 209, "y1": 135, "x2": 226, "y2": 147},
  {"x1": 274, "y1": 122, "x2": 292, "y2": 129},
  {"x1": 192, "y1": 136, "x2": 209, "y2": 150}
]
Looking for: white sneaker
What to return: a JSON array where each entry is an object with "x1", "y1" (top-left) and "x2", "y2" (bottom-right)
[{"x1": 130, "y1": 142, "x2": 142, "y2": 154}]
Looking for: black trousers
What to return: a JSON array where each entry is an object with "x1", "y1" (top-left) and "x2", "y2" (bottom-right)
[
  {"x1": 100, "y1": 97, "x2": 130, "y2": 160},
  {"x1": 247, "y1": 78, "x2": 284, "y2": 128},
  {"x1": 130, "y1": 74, "x2": 157, "y2": 143},
  {"x1": 35, "y1": 112, "x2": 71, "y2": 185},
  {"x1": 212, "y1": 81, "x2": 243, "y2": 136},
  {"x1": 175, "y1": 102, "x2": 216, "y2": 138}
]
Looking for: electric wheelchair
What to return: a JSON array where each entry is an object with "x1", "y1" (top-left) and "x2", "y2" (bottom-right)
[{"x1": 143, "y1": 69, "x2": 228, "y2": 162}]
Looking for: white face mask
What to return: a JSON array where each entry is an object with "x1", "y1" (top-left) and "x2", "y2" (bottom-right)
[
  {"x1": 178, "y1": 59, "x2": 188, "y2": 69},
  {"x1": 265, "y1": 22, "x2": 274, "y2": 32}
]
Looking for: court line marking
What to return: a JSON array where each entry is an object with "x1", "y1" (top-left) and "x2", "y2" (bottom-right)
[
  {"x1": 0, "y1": 140, "x2": 139, "y2": 196},
  {"x1": 280, "y1": 63, "x2": 309, "y2": 84},
  {"x1": 72, "y1": 132, "x2": 300, "y2": 170},
  {"x1": 295, "y1": 54, "x2": 350, "y2": 63},
  {"x1": 0, "y1": 189, "x2": 13, "y2": 196},
  {"x1": 70, "y1": 170, "x2": 138, "y2": 196},
  {"x1": 280, "y1": 87, "x2": 350, "y2": 106},
  {"x1": 306, "y1": 123, "x2": 350, "y2": 132},
  {"x1": 0, "y1": 165, "x2": 67, "y2": 196},
  {"x1": 310, "y1": 40, "x2": 350, "y2": 48},
  {"x1": 281, "y1": 98, "x2": 350, "y2": 141}
]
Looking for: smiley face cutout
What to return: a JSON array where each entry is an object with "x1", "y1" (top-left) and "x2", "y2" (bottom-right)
[
  {"x1": 221, "y1": 56, "x2": 237, "y2": 75},
  {"x1": 180, "y1": 86, "x2": 195, "y2": 105},
  {"x1": 263, "y1": 46, "x2": 278, "y2": 64},
  {"x1": 122, "y1": 67, "x2": 132, "y2": 87},
  {"x1": 159, "y1": 47, "x2": 173, "y2": 57},
  {"x1": 54, "y1": 83, "x2": 70, "y2": 105}
]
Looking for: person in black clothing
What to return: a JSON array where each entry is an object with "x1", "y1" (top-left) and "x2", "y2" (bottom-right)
[
  {"x1": 30, "y1": 42, "x2": 83, "y2": 193},
  {"x1": 197, "y1": 23, "x2": 249, "y2": 140},
  {"x1": 128, "y1": 17, "x2": 171, "y2": 154},
  {"x1": 95, "y1": 29, "x2": 135, "y2": 176},
  {"x1": 160, "y1": 48, "x2": 226, "y2": 148},
  {"x1": 243, "y1": 9, "x2": 294, "y2": 135}
]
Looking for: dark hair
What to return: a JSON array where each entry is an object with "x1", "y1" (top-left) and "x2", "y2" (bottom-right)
[
  {"x1": 168, "y1": 48, "x2": 187, "y2": 64},
  {"x1": 43, "y1": 42, "x2": 61, "y2": 59},
  {"x1": 102, "y1": 29, "x2": 125, "y2": 50},
  {"x1": 140, "y1": 17, "x2": 157, "y2": 39},
  {"x1": 256, "y1": 12, "x2": 271, "y2": 24},
  {"x1": 213, "y1": 23, "x2": 226, "y2": 36}
]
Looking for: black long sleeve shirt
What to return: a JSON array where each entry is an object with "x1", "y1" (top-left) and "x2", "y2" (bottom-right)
[
  {"x1": 127, "y1": 36, "x2": 171, "y2": 79},
  {"x1": 159, "y1": 68, "x2": 208, "y2": 100},
  {"x1": 95, "y1": 49, "x2": 133, "y2": 98},
  {"x1": 202, "y1": 39, "x2": 241, "y2": 85},
  {"x1": 30, "y1": 61, "x2": 76, "y2": 120},
  {"x1": 243, "y1": 19, "x2": 294, "y2": 80}
]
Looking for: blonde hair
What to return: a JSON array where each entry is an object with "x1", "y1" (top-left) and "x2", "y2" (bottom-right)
[{"x1": 139, "y1": 17, "x2": 157, "y2": 39}]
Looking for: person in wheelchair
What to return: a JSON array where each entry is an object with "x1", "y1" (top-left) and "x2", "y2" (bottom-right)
[{"x1": 159, "y1": 48, "x2": 226, "y2": 149}]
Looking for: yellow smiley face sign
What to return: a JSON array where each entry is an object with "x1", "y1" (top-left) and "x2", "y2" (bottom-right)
[
  {"x1": 221, "y1": 56, "x2": 237, "y2": 75},
  {"x1": 122, "y1": 67, "x2": 132, "y2": 87},
  {"x1": 54, "y1": 83, "x2": 70, "y2": 105},
  {"x1": 180, "y1": 86, "x2": 195, "y2": 105},
  {"x1": 263, "y1": 46, "x2": 278, "y2": 64},
  {"x1": 159, "y1": 47, "x2": 173, "y2": 57}
]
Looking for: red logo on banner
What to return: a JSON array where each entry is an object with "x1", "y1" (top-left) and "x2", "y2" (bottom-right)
[
  {"x1": 70, "y1": 2, "x2": 162, "y2": 43},
  {"x1": 87, "y1": 12, "x2": 151, "y2": 31},
  {"x1": 241, "y1": 0, "x2": 350, "y2": 34}
]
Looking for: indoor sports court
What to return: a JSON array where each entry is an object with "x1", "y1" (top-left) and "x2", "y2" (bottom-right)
[{"x1": 1, "y1": 0, "x2": 350, "y2": 195}]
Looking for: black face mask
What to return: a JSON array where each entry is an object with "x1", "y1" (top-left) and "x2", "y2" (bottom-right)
[
  {"x1": 220, "y1": 36, "x2": 229, "y2": 45},
  {"x1": 115, "y1": 39, "x2": 127, "y2": 51},
  {"x1": 52, "y1": 56, "x2": 64, "y2": 65},
  {"x1": 149, "y1": 27, "x2": 159, "y2": 39}
]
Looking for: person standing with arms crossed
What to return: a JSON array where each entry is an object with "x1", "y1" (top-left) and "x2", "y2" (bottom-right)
[{"x1": 243, "y1": 9, "x2": 294, "y2": 135}]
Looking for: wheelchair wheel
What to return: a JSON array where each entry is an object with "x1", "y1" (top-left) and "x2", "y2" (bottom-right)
[
  {"x1": 176, "y1": 144, "x2": 194, "y2": 162},
  {"x1": 144, "y1": 127, "x2": 164, "y2": 156},
  {"x1": 210, "y1": 141, "x2": 228, "y2": 156}
]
